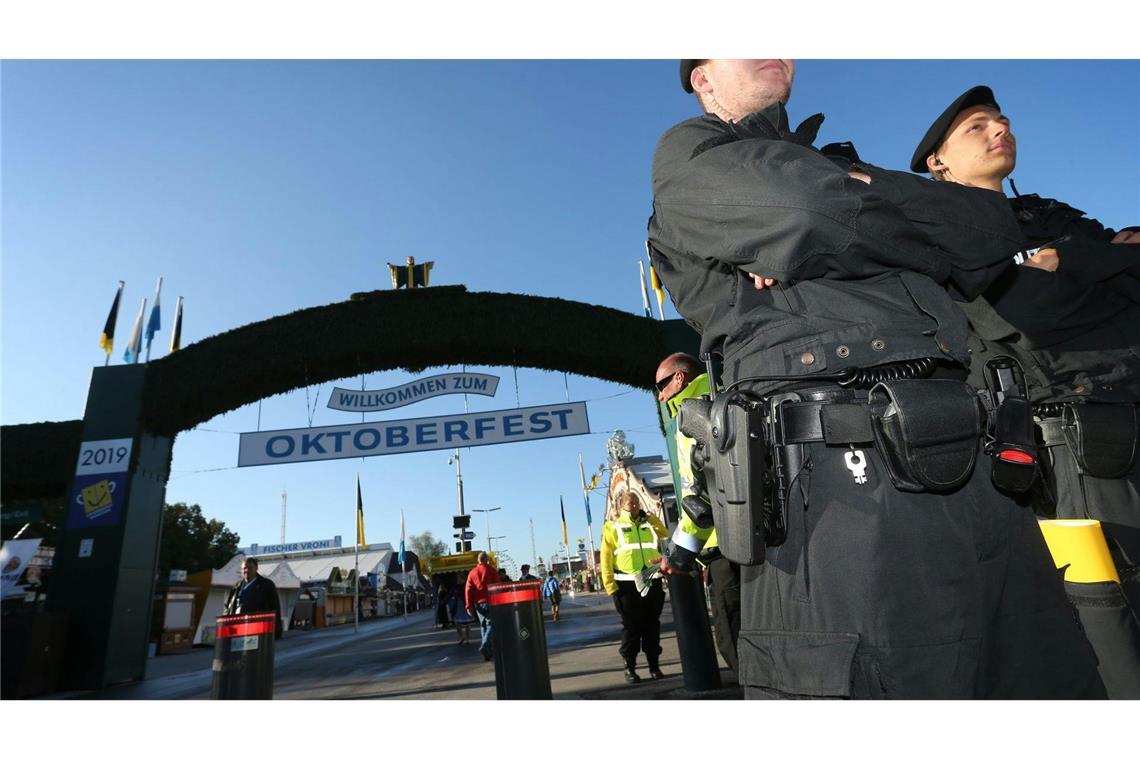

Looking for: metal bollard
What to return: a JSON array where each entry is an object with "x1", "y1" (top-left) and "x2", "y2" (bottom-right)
[
  {"x1": 211, "y1": 612, "x2": 276, "y2": 699},
  {"x1": 488, "y1": 581, "x2": 552, "y2": 699},
  {"x1": 668, "y1": 573, "x2": 723, "y2": 692}
]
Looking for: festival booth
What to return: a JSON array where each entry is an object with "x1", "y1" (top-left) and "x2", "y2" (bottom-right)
[
  {"x1": 189, "y1": 558, "x2": 302, "y2": 645},
  {"x1": 256, "y1": 543, "x2": 393, "y2": 627}
]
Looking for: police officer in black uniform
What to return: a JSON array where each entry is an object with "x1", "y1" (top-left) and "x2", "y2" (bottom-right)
[
  {"x1": 911, "y1": 86, "x2": 1140, "y2": 697},
  {"x1": 648, "y1": 60, "x2": 1104, "y2": 698},
  {"x1": 912, "y1": 85, "x2": 1140, "y2": 597}
]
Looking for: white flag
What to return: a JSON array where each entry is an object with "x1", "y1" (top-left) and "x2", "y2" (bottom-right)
[
  {"x1": 123, "y1": 297, "x2": 146, "y2": 364},
  {"x1": 638, "y1": 260, "x2": 652, "y2": 318}
]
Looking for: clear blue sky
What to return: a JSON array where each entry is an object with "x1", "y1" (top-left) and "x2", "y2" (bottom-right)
[{"x1": 3, "y1": 60, "x2": 1138, "y2": 574}]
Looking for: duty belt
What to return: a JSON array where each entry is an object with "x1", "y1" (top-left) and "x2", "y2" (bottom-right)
[{"x1": 769, "y1": 388, "x2": 887, "y2": 447}]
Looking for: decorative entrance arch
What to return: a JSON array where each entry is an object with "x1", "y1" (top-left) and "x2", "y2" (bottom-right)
[{"x1": 2, "y1": 285, "x2": 697, "y2": 689}]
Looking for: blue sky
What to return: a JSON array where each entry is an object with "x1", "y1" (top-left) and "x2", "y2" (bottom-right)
[{"x1": 3, "y1": 60, "x2": 1138, "y2": 574}]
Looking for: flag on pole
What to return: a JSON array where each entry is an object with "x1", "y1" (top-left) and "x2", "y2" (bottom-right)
[
  {"x1": 649, "y1": 263, "x2": 666, "y2": 320},
  {"x1": 123, "y1": 297, "x2": 146, "y2": 364},
  {"x1": 638, "y1": 261, "x2": 652, "y2": 318},
  {"x1": 560, "y1": 496, "x2": 569, "y2": 545},
  {"x1": 578, "y1": 454, "x2": 593, "y2": 527},
  {"x1": 144, "y1": 276, "x2": 163, "y2": 347},
  {"x1": 169, "y1": 296, "x2": 184, "y2": 352},
  {"x1": 99, "y1": 281, "x2": 124, "y2": 356},
  {"x1": 355, "y1": 474, "x2": 366, "y2": 547},
  {"x1": 398, "y1": 510, "x2": 406, "y2": 569}
]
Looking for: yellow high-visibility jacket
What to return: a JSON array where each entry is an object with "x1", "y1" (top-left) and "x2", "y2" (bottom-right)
[
  {"x1": 667, "y1": 373, "x2": 717, "y2": 557},
  {"x1": 600, "y1": 510, "x2": 668, "y2": 595}
]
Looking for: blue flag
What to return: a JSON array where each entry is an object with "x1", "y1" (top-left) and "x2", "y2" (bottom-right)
[
  {"x1": 398, "y1": 509, "x2": 406, "y2": 569},
  {"x1": 144, "y1": 276, "x2": 162, "y2": 346}
]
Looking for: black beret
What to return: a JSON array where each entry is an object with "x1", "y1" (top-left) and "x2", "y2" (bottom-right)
[
  {"x1": 910, "y1": 85, "x2": 1001, "y2": 173},
  {"x1": 680, "y1": 60, "x2": 702, "y2": 93}
]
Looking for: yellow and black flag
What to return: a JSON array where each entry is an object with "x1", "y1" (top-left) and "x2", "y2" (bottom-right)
[
  {"x1": 356, "y1": 474, "x2": 366, "y2": 547},
  {"x1": 99, "y1": 281, "x2": 125, "y2": 357},
  {"x1": 649, "y1": 263, "x2": 666, "y2": 320},
  {"x1": 169, "y1": 296, "x2": 184, "y2": 353},
  {"x1": 560, "y1": 496, "x2": 569, "y2": 545},
  {"x1": 388, "y1": 256, "x2": 434, "y2": 289}
]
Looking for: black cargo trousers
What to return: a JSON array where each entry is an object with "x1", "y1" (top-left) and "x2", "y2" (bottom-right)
[
  {"x1": 737, "y1": 437, "x2": 1106, "y2": 699},
  {"x1": 613, "y1": 578, "x2": 665, "y2": 669},
  {"x1": 706, "y1": 555, "x2": 742, "y2": 677}
]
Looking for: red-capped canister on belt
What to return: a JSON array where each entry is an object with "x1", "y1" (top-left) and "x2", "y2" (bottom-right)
[
  {"x1": 488, "y1": 580, "x2": 552, "y2": 699},
  {"x1": 211, "y1": 612, "x2": 276, "y2": 699}
]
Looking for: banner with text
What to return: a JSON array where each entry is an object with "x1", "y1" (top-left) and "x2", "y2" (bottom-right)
[
  {"x1": 239, "y1": 401, "x2": 589, "y2": 467},
  {"x1": 327, "y1": 372, "x2": 500, "y2": 413}
]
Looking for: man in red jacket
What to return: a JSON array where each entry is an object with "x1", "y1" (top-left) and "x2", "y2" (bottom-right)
[{"x1": 465, "y1": 551, "x2": 497, "y2": 661}]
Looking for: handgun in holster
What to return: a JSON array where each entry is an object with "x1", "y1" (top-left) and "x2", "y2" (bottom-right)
[
  {"x1": 984, "y1": 355, "x2": 1038, "y2": 493},
  {"x1": 677, "y1": 390, "x2": 768, "y2": 566}
]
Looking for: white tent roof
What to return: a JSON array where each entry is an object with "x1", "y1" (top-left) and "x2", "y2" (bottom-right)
[
  {"x1": 627, "y1": 456, "x2": 675, "y2": 492},
  {"x1": 219, "y1": 543, "x2": 394, "y2": 585}
]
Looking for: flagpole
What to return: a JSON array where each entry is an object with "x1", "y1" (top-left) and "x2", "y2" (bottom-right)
[
  {"x1": 564, "y1": 540, "x2": 574, "y2": 598},
  {"x1": 578, "y1": 453, "x2": 599, "y2": 587},
  {"x1": 400, "y1": 509, "x2": 407, "y2": 620},
  {"x1": 354, "y1": 541, "x2": 360, "y2": 634}
]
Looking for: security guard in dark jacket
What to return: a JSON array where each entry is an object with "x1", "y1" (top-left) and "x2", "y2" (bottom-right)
[
  {"x1": 913, "y1": 86, "x2": 1140, "y2": 697},
  {"x1": 223, "y1": 556, "x2": 284, "y2": 639},
  {"x1": 648, "y1": 59, "x2": 1104, "y2": 698}
]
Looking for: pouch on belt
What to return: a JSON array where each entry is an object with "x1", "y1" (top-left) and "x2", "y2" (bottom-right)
[
  {"x1": 869, "y1": 379, "x2": 981, "y2": 493},
  {"x1": 1061, "y1": 403, "x2": 1138, "y2": 479}
]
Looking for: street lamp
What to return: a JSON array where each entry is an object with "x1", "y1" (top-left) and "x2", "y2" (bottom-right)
[
  {"x1": 446, "y1": 451, "x2": 465, "y2": 516},
  {"x1": 472, "y1": 507, "x2": 501, "y2": 553}
]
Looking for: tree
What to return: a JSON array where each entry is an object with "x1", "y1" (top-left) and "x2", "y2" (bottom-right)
[
  {"x1": 408, "y1": 530, "x2": 447, "y2": 562},
  {"x1": 158, "y1": 502, "x2": 240, "y2": 576}
]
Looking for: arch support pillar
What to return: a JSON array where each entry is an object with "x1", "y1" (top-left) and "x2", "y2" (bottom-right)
[{"x1": 47, "y1": 364, "x2": 172, "y2": 690}]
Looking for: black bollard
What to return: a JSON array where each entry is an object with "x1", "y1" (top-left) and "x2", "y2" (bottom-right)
[
  {"x1": 668, "y1": 572, "x2": 723, "y2": 692},
  {"x1": 211, "y1": 612, "x2": 276, "y2": 699},
  {"x1": 488, "y1": 581, "x2": 552, "y2": 699}
]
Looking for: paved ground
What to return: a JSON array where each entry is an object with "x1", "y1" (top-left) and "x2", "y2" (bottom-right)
[{"x1": 63, "y1": 590, "x2": 741, "y2": 700}]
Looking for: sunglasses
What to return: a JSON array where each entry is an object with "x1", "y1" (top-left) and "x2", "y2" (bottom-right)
[{"x1": 655, "y1": 372, "x2": 678, "y2": 392}]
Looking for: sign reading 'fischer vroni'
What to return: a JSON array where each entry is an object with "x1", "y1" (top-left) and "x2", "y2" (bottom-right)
[
  {"x1": 238, "y1": 402, "x2": 589, "y2": 467},
  {"x1": 327, "y1": 372, "x2": 499, "y2": 413}
]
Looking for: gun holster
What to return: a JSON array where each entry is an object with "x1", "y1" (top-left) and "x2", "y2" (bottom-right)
[{"x1": 678, "y1": 392, "x2": 767, "y2": 566}]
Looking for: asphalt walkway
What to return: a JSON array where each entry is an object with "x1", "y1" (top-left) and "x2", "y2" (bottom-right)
[{"x1": 60, "y1": 589, "x2": 741, "y2": 700}]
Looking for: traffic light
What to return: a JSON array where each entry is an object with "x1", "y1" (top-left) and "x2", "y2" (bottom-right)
[{"x1": 452, "y1": 514, "x2": 471, "y2": 529}]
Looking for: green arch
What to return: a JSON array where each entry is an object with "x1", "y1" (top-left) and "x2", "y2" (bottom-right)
[{"x1": 2, "y1": 286, "x2": 697, "y2": 500}]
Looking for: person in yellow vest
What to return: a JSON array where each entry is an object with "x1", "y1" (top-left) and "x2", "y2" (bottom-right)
[
  {"x1": 654, "y1": 352, "x2": 741, "y2": 680},
  {"x1": 601, "y1": 491, "x2": 669, "y2": 683}
]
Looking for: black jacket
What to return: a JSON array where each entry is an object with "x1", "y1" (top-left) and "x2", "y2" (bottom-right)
[
  {"x1": 648, "y1": 103, "x2": 1024, "y2": 391},
  {"x1": 960, "y1": 193, "x2": 1140, "y2": 403},
  {"x1": 223, "y1": 575, "x2": 283, "y2": 639}
]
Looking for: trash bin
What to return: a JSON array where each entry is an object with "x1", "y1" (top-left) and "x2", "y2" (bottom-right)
[
  {"x1": 211, "y1": 612, "x2": 276, "y2": 699},
  {"x1": 488, "y1": 581, "x2": 551, "y2": 699}
]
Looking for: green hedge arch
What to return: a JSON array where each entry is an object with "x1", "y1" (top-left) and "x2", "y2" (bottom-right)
[{"x1": 2, "y1": 286, "x2": 697, "y2": 501}]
